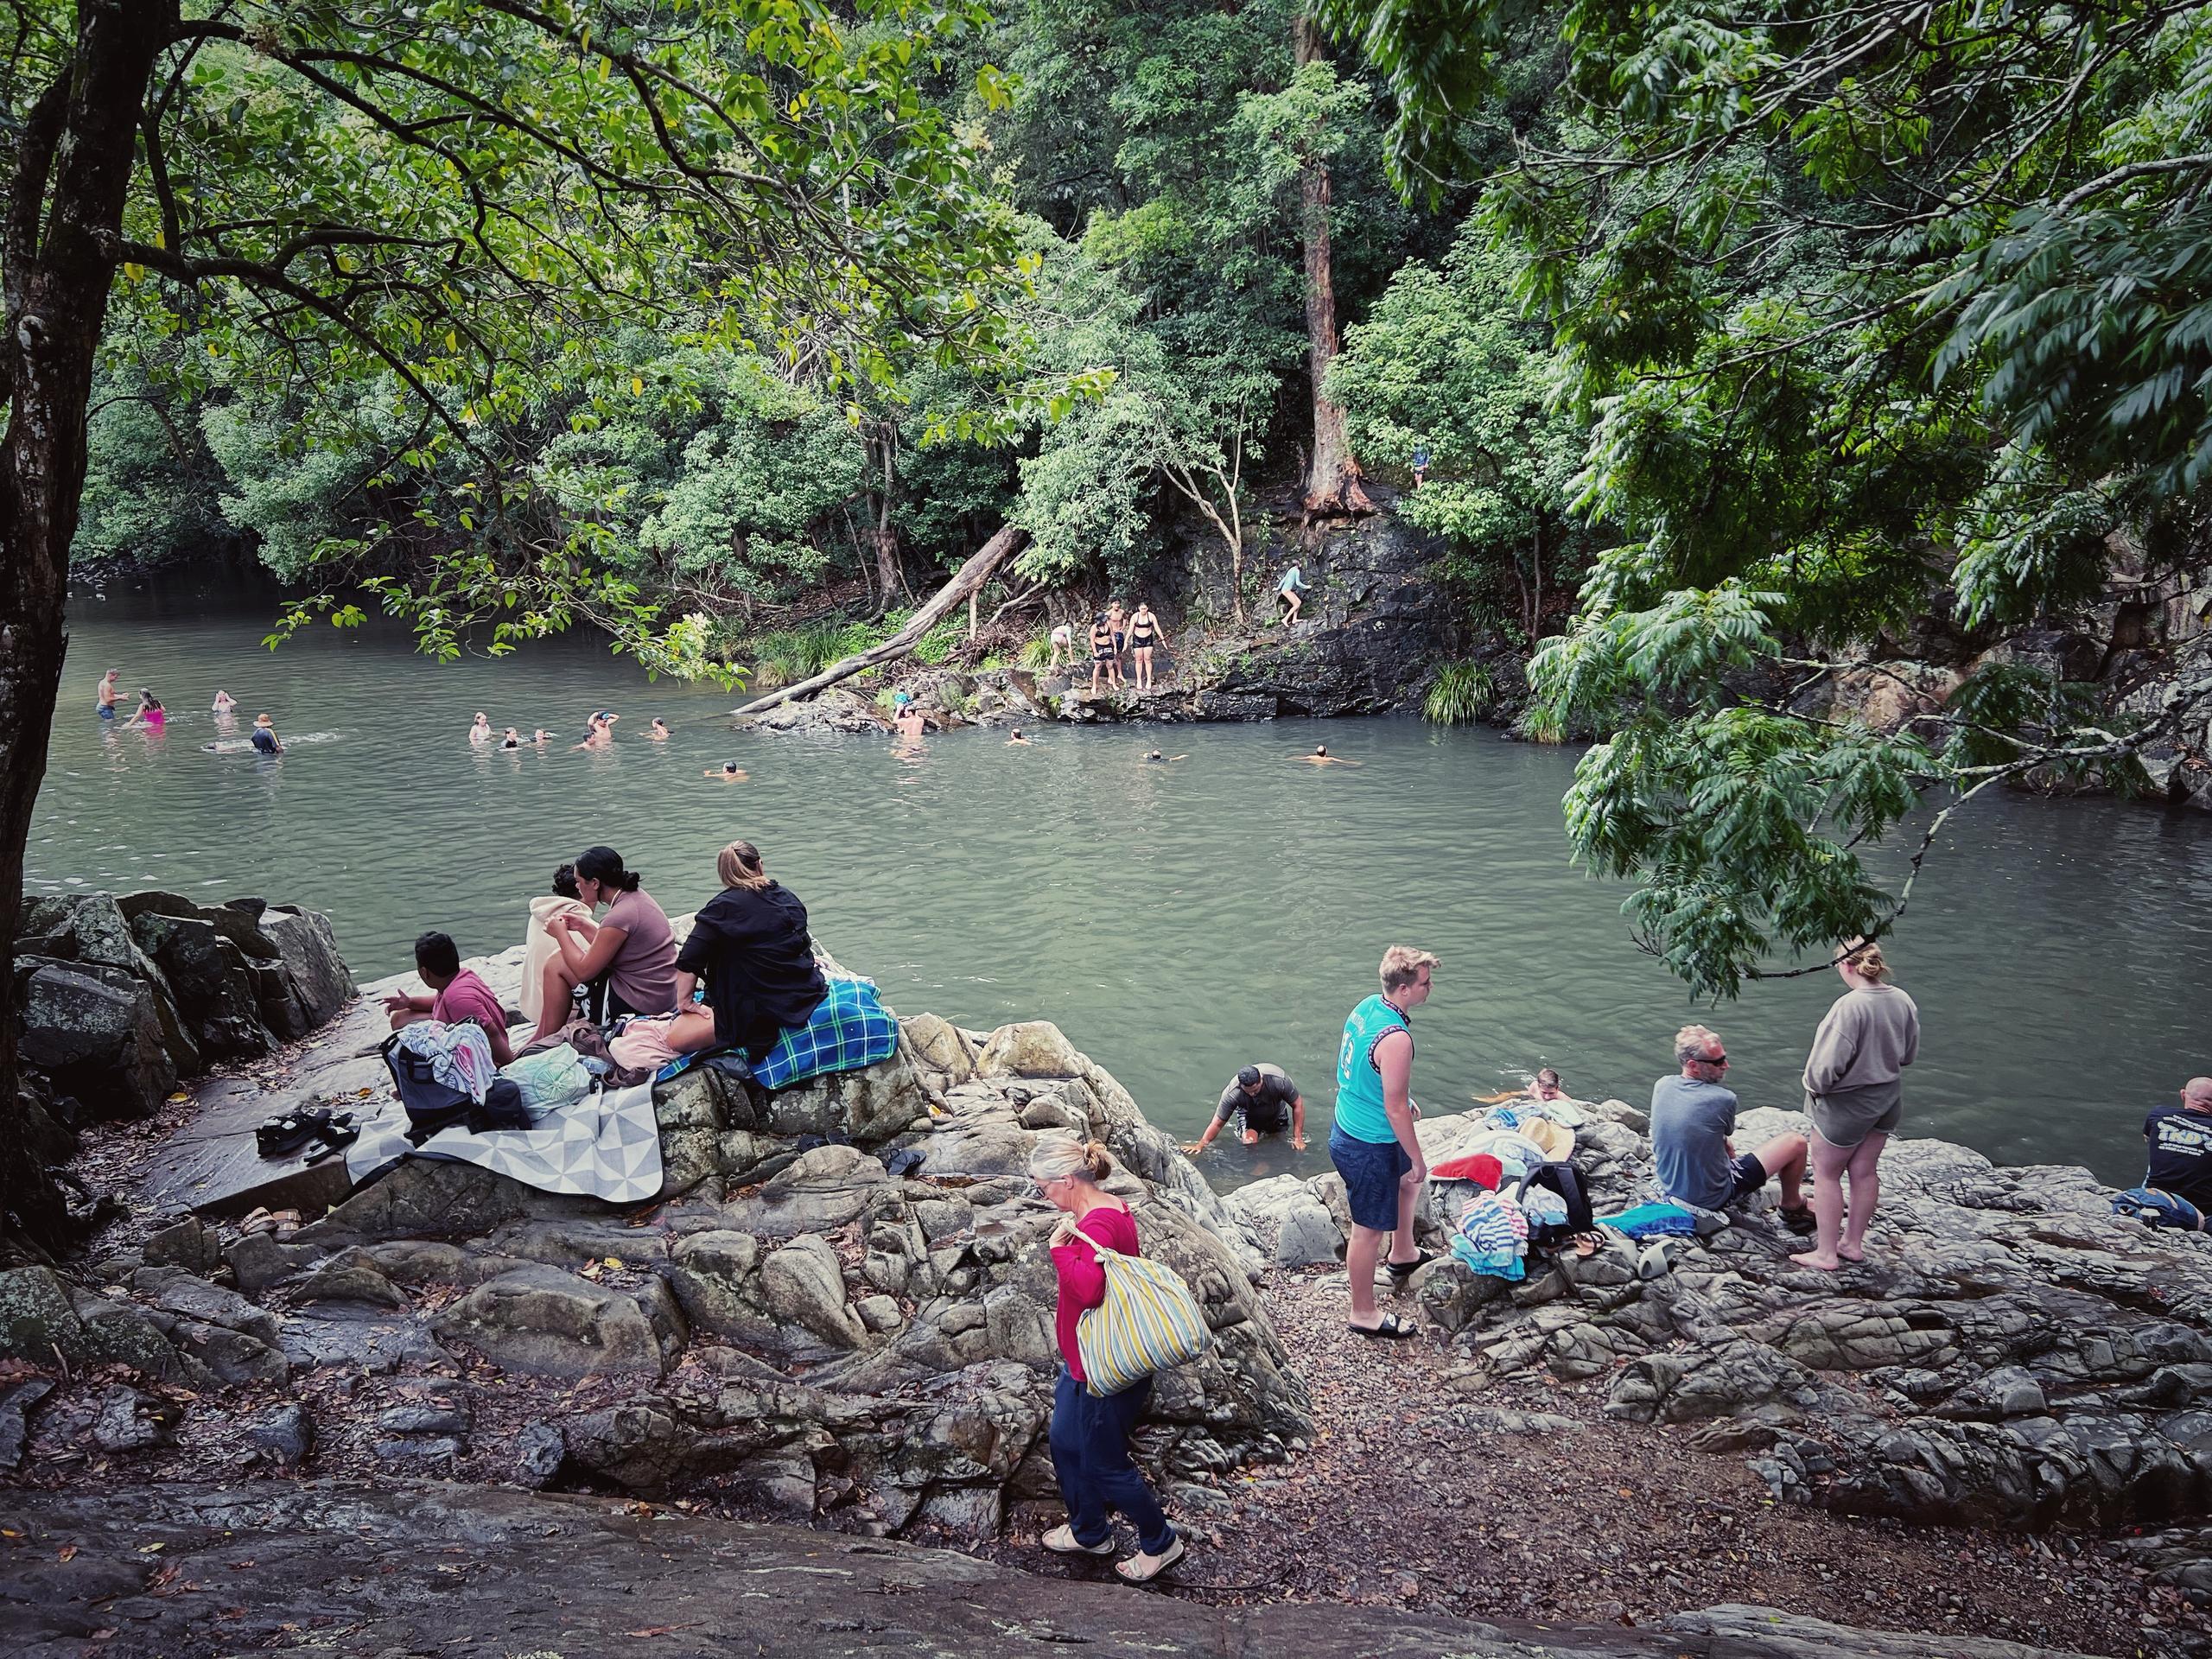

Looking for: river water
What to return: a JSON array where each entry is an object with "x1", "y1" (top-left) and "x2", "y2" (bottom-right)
[{"x1": 30, "y1": 587, "x2": 2212, "y2": 1190}]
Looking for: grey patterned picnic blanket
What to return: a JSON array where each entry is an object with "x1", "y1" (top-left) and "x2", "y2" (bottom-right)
[{"x1": 344, "y1": 1079, "x2": 663, "y2": 1203}]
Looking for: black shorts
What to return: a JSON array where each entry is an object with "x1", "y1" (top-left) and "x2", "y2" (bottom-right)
[{"x1": 1727, "y1": 1151, "x2": 1770, "y2": 1202}]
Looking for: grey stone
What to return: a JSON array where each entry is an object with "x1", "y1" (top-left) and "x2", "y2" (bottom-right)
[
  {"x1": 279, "y1": 1314, "x2": 448, "y2": 1375},
  {"x1": 756, "y1": 1236, "x2": 868, "y2": 1352},
  {"x1": 1226, "y1": 1175, "x2": 1343, "y2": 1268},
  {"x1": 20, "y1": 961, "x2": 177, "y2": 1118},
  {"x1": 0, "y1": 1379, "x2": 54, "y2": 1469},
  {"x1": 92, "y1": 1385, "x2": 171, "y2": 1452},
  {"x1": 373, "y1": 1436, "x2": 463, "y2": 1470},
  {"x1": 143, "y1": 1217, "x2": 223, "y2": 1274},
  {"x1": 434, "y1": 1265, "x2": 683, "y2": 1378},
  {"x1": 253, "y1": 906, "x2": 357, "y2": 1038},
  {"x1": 379, "y1": 1404, "x2": 471, "y2": 1438},
  {"x1": 225, "y1": 1231, "x2": 315, "y2": 1298},
  {"x1": 150, "y1": 1274, "x2": 281, "y2": 1346},
  {"x1": 513, "y1": 1421, "x2": 566, "y2": 1487},
  {"x1": 245, "y1": 1403, "x2": 314, "y2": 1465},
  {"x1": 0, "y1": 1265, "x2": 84, "y2": 1360},
  {"x1": 290, "y1": 1258, "x2": 408, "y2": 1310}
]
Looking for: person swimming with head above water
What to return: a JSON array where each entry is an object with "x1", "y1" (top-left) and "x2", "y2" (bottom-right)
[
  {"x1": 123, "y1": 689, "x2": 165, "y2": 730},
  {"x1": 212, "y1": 690, "x2": 237, "y2": 715},
  {"x1": 703, "y1": 760, "x2": 748, "y2": 780},
  {"x1": 250, "y1": 714, "x2": 283, "y2": 755},
  {"x1": 469, "y1": 712, "x2": 493, "y2": 743},
  {"x1": 1293, "y1": 743, "x2": 1360, "y2": 767},
  {"x1": 571, "y1": 712, "x2": 615, "y2": 751},
  {"x1": 532, "y1": 728, "x2": 552, "y2": 745},
  {"x1": 1142, "y1": 749, "x2": 1186, "y2": 763},
  {"x1": 650, "y1": 718, "x2": 671, "y2": 741},
  {"x1": 501, "y1": 727, "x2": 521, "y2": 749},
  {"x1": 1007, "y1": 728, "x2": 1038, "y2": 746}
]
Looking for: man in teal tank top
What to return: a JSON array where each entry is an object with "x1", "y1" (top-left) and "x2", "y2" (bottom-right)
[{"x1": 1330, "y1": 945, "x2": 1439, "y2": 1339}]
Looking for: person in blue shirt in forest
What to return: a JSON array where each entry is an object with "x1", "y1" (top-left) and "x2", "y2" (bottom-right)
[{"x1": 1330, "y1": 944, "x2": 1440, "y2": 1339}]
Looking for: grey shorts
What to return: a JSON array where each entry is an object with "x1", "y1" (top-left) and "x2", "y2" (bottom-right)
[{"x1": 1807, "y1": 1084, "x2": 1903, "y2": 1150}]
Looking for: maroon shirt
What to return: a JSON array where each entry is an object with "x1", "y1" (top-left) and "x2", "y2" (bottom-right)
[
  {"x1": 1049, "y1": 1204, "x2": 1140, "y2": 1382},
  {"x1": 431, "y1": 968, "x2": 507, "y2": 1046}
]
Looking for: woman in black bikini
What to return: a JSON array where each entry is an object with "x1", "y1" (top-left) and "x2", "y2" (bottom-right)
[
  {"x1": 1127, "y1": 601, "x2": 1168, "y2": 692},
  {"x1": 1088, "y1": 613, "x2": 1121, "y2": 695}
]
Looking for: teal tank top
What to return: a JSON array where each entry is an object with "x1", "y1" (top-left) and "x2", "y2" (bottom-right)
[{"x1": 1333, "y1": 994, "x2": 1412, "y2": 1143}]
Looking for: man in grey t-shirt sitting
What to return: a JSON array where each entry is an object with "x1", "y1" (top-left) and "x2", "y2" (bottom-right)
[
  {"x1": 1649, "y1": 1025, "x2": 1815, "y2": 1233},
  {"x1": 1183, "y1": 1064, "x2": 1307, "y2": 1154}
]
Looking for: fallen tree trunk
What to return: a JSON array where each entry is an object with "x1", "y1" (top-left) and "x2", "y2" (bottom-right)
[{"x1": 731, "y1": 524, "x2": 1028, "y2": 717}]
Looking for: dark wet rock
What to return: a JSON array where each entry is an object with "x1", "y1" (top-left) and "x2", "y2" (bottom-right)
[
  {"x1": 513, "y1": 1421, "x2": 566, "y2": 1486},
  {"x1": 91, "y1": 1384, "x2": 173, "y2": 1452},
  {"x1": 378, "y1": 1402, "x2": 470, "y2": 1438},
  {"x1": 19, "y1": 960, "x2": 176, "y2": 1119},
  {"x1": 0, "y1": 1378, "x2": 53, "y2": 1470},
  {"x1": 225, "y1": 1230, "x2": 315, "y2": 1297},
  {"x1": 252, "y1": 906, "x2": 354, "y2": 1037},
  {"x1": 245, "y1": 1402, "x2": 314, "y2": 1465},
  {"x1": 278, "y1": 1313, "x2": 447, "y2": 1375},
  {"x1": 289, "y1": 1255, "x2": 408, "y2": 1311},
  {"x1": 0, "y1": 1479, "x2": 2117, "y2": 1659},
  {"x1": 0, "y1": 1265, "x2": 84, "y2": 1358},
  {"x1": 142, "y1": 1216, "x2": 222, "y2": 1274},
  {"x1": 373, "y1": 1435, "x2": 462, "y2": 1470}
]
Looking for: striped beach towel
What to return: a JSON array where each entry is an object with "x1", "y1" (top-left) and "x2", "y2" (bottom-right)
[
  {"x1": 751, "y1": 973, "x2": 899, "y2": 1091},
  {"x1": 1072, "y1": 1233, "x2": 1213, "y2": 1397}
]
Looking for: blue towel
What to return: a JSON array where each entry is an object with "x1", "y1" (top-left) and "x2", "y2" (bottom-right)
[
  {"x1": 2113, "y1": 1186, "x2": 2207, "y2": 1232},
  {"x1": 1599, "y1": 1202, "x2": 1697, "y2": 1240},
  {"x1": 752, "y1": 974, "x2": 899, "y2": 1091}
]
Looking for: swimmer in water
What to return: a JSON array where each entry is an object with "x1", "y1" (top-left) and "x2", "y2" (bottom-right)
[
  {"x1": 501, "y1": 727, "x2": 521, "y2": 749},
  {"x1": 532, "y1": 728, "x2": 553, "y2": 745},
  {"x1": 123, "y1": 689, "x2": 165, "y2": 730},
  {"x1": 1007, "y1": 728, "x2": 1036, "y2": 746},
  {"x1": 1294, "y1": 743, "x2": 1360, "y2": 767},
  {"x1": 1142, "y1": 748, "x2": 1186, "y2": 763},
  {"x1": 250, "y1": 714, "x2": 283, "y2": 755},
  {"x1": 469, "y1": 712, "x2": 493, "y2": 743},
  {"x1": 702, "y1": 761, "x2": 748, "y2": 780},
  {"x1": 96, "y1": 669, "x2": 121, "y2": 721},
  {"x1": 212, "y1": 690, "x2": 237, "y2": 715},
  {"x1": 649, "y1": 718, "x2": 671, "y2": 741},
  {"x1": 571, "y1": 713, "x2": 614, "y2": 751},
  {"x1": 893, "y1": 707, "x2": 926, "y2": 741}
]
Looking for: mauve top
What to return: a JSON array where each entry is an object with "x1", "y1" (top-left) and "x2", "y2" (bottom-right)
[{"x1": 601, "y1": 887, "x2": 679, "y2": 1015}]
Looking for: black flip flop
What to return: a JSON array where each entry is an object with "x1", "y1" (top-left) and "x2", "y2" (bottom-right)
[
  {"x1": 255, "y1": 1109, "x2": 319, "y2": 1159},
  {"x1": 1350, "y1": 1314, "x2": 1420, "y2": 1339},
  {"x1": 1385, "y1": 1249, "x2": 1437, "y2": 1280}
]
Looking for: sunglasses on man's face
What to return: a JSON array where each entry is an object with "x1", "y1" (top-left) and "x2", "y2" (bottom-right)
[{"x1": 1706, "y1": 1053, "x2": 1730, "y2": 1067}]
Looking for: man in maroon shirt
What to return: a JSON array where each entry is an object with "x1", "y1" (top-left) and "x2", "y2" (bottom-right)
[{"x1": 381, "y1": 931, "x2": 516, "y2": 1065}]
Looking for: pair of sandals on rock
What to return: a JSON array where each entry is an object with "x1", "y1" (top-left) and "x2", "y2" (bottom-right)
[
  {"x1": 1042, "y1": 1526, "x2": 1185, "y2": 1584},
  {"x1": 255, "y1": 1105, "x2": 359, "y2": 1164}
]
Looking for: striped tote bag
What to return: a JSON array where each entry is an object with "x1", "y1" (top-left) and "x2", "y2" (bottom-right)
[{"x1": 1073, "y1": 1234, "x2": 1214, "y2": 1397}]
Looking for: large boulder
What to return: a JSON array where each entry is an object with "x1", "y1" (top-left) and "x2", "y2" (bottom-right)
[
  {"x1": 435, "y1": 1265, "x2": 685, "y2": 1378},
  {"x1": 18, "y1": 961, "x2": 176, "y2": 1118},
  {"x1": 252, "y1": 905, "x2": 355, "y2": 1037}
]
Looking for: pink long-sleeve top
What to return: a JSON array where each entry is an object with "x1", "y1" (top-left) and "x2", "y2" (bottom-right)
[{"x1": 1049, "y1": 1204, "x2": 1141, "y2": 1382}]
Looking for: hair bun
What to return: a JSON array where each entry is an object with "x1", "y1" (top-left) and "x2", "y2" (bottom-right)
[{"x1": 1082, "y1": 1140, "x2": 1114, "y2": 1180}]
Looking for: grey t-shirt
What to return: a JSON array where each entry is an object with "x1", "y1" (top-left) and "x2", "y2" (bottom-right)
[
  {"x1": 1215, "y1": 1064, "x2": 1300, "y2": 1133},
  {"x1": 1649, "y1": 1075, "x2": 1740, "y2": 1211}
]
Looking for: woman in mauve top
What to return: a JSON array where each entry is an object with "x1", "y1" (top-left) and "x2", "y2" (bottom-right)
[
  {"x1": 534, "y1": 844, "x2": 677, "y2": 1039},
  {"x1": 1031, "y1": 1134, "x2": 1184, "y2": 1584}
]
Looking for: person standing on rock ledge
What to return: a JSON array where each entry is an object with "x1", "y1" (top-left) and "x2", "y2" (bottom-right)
[
  {"x1": 1031, "y1": 1134, "x2": 1185, "y2": 1584},
  {"x1": 1330, "y1": 945, "x2": 1439, "y2": 1338},
  {"x1": 1792, "y1": 938, "x2": 1919, "y2": 1273},
  {"x1": 1184, "y1": 1064, "x2": 1306, "y2": 1154}
]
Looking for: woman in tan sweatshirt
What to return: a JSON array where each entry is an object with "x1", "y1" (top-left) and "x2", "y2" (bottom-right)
[{"x1": 1790, "y1": 938, "x2": 1919, "y2": 1272}]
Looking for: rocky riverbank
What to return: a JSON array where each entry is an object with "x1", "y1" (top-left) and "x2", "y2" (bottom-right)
[{"x1": 4, "y1": 912, "x2": 2208, "y2": 1655}]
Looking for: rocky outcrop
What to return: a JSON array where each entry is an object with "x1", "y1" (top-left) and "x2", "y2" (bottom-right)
[
  {"x1": 10, "y1": 963, "x2": 1307, "y2": 1538},
  {"x1": 1227, "y1": 1098, "x2": 2212, "y2": 1529},
  {"x1": 0, "y1": 1479, "x2": 2115, "y2": 1659},
  {"x1": 14, "y1": 889, "x2": 353, "y2": 1120}
]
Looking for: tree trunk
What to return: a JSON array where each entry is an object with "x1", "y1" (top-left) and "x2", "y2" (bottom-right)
[
  {"x1": 1294, "y1": 14, "x2": 1373, "y2": 521},
  {"x1": 731, "y1": 525, "x2": 1027, "y2": 716},
  {"x1": 0, "y1": 0, "x2": 168, "y2": 1245}
]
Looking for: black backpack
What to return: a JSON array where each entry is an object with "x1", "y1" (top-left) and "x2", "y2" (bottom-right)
[
  {"x1": 1510, "y1": 1161, "x2": 1594, "y2": 1247},
  {"x1": 380, "y1": 1033, "x2": 531, "y2": 1145}
]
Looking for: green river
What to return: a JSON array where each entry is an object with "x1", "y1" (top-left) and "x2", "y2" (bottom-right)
[{"x1": 31, "y1": 585, "x2": 2212, "y2": 1190}]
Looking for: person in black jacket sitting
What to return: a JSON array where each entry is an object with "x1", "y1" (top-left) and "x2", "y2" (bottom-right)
[{"x1": 666, "y1": 840, "x2": 828, "y2": 1058}]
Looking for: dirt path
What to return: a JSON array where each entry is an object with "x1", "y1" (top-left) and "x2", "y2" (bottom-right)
[{"x1": 976, "y1": 1268, "x2": 2204, "y2": 1658}]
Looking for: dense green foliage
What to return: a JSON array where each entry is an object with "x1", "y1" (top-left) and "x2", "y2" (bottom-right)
[{"x1": 63, "y1": 0, "x2": 2212, "y2": 1000}]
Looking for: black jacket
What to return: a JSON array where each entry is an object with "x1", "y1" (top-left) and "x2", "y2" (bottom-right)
[{"x1": 675, "y1": 881, "x2": 826, "y2": 1052}]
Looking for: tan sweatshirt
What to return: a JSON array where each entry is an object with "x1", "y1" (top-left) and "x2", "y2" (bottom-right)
[{"x1": 1802, "y1": 983, "x2": 1920, "y2": 1097}]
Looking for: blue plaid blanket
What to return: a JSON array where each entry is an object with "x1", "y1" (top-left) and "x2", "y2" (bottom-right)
[{"x1": 751, "y1": 974, "x2": 899, "y2": 1090}]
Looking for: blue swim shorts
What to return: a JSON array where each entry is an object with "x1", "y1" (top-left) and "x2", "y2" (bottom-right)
[{"x1": 1330, "y1": 1124, "x2": 1413, "y2": 1231}]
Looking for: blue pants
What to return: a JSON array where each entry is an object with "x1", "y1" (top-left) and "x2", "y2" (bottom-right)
[{"x1": 1050, "y1": 1368, "x2": 1173, "y2": 1555}]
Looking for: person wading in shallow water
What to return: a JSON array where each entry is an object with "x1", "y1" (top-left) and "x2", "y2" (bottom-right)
[
  {"x1": 1331, "y1": 945, "x2": 1439, "y2": 1338},
  {"x1": 1184, "y1": 1064, "x2": 1306, "y2": 1154}
]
